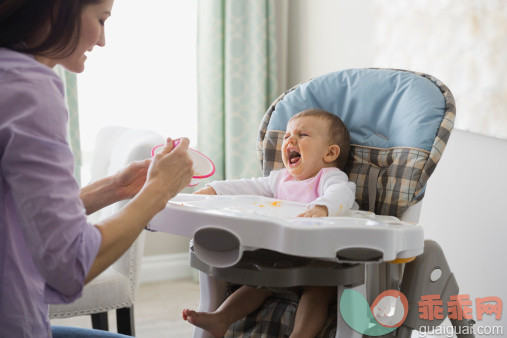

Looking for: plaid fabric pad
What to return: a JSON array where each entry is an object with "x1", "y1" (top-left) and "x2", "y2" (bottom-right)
[
  {"x1": 225, "y1": 286, "x2": 337, "y2": 338},
  {"x1": 347, "y1": 145, "x2": 430, "y2": 217},
  {"x1": 225, "y1": 294, "x2": 297, "y2": 337}
]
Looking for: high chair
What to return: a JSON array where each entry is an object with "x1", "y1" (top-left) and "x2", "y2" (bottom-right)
[{"x1": 148, "y1": 69, "x2": 476, "y2": 337}]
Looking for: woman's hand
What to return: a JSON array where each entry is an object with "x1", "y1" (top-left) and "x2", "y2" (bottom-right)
[
  {"x1": 193, "y1": 186, "x2": 217, "y2": 195},
  {"x1": 114, "y1": 159, "x2": 152, "y2": 201},
  {"x1": 298, "y1": 205, "x2": 328, "y2": 217},
  {"x1": 145, "y1": 137, "x2": 194, "y2": 206}
]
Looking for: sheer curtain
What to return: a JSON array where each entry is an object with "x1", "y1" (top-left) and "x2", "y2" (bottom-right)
[
  {"x1": 197, "y1": 0, "x2": 279, "y2": 181},
  {"x1": 54, "y1": 66, "x2": 81, "y2": 185}
]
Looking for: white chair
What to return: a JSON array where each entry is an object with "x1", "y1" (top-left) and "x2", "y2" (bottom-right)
[{"x1": 49, "y1": 126, "x2": 164, "y2": 336}]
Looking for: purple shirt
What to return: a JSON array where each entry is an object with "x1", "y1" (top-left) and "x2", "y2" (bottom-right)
[{"x1": 0, "y1": 48, "x2": 102, "y2": 337}]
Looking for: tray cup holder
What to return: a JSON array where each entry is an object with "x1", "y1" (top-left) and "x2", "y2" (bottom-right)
[
  {"x1": 336, "y1": 247, "x2": 383, "y2": 262},
  {"x1": 193, "y1": 227, "x2": 243, "y2": 268}
]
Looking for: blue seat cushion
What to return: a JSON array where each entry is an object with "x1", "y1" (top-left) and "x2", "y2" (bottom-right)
[{"x1": 266, "y1": 69, "x2": 446, "y2": 151}]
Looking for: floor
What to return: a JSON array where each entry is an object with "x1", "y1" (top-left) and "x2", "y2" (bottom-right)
[{"x1": 50, "y1": 278, "x2": 200, "y2": 338}]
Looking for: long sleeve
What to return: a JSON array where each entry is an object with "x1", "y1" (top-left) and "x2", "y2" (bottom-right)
[
  {"x1": 207, "y1": 170, "x2": 284, "y2": 197},
  {"x1": 309, "y1": 169, "x2": 357, "y2": 216},
  {"x1": 0, "y1": 61, "x2": 102, "y2": 303}
]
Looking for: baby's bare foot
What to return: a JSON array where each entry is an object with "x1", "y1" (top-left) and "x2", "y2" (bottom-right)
[{"x1": 182, "y1": 308, "x2": 230, "y2": 338}]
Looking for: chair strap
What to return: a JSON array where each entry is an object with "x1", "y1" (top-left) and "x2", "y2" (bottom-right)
[{"x1": 368, "y1": 166, "x2": 381, "y2": 213}]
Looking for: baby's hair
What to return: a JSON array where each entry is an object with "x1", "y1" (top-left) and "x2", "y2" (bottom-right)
[{"x1": 290, "y1": 108, "x2": 350, "y2": 170}]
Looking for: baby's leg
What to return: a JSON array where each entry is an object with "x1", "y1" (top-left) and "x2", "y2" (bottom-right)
[
  {"x1": 290, "y1": 285, "x2": 337, "y2": 338},
  {"x1": 183, "y1": 285, "x2": 273, "y2": 338}
]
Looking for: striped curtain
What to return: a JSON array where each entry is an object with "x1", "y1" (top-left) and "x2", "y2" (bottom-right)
[
  {"x1": 54, "y1": 66, "x2": 82, "y2": 186},
  {"x1": 197, "y1": 0, "x2": 278, "y2": 181}
]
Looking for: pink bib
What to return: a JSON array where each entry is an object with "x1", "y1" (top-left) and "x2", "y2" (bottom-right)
[{"x1": 276, "y1": 168, "x2": 330, "y2": 203}]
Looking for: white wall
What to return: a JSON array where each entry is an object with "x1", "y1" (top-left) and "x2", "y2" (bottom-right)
[
  {"x1": 420, "y1": 130, "x2": 507, "y2": 334},
  {"x1": 286, "y1": 0, "x2": 375, "y2": 87},
  {"x1": 372, "y1": 0, "x2": 507, "y2": 140}
]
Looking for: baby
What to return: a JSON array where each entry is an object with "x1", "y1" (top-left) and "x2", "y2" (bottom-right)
[{"x1": 182, "y1": 108, "x2": 357, "y2": 337}]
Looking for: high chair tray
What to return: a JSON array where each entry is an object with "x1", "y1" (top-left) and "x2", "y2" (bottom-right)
[{"x1": 147, "y1": 194, "x2": 423, "y2": 267}]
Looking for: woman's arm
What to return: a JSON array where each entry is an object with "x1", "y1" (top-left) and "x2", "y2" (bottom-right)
[
  {"x1": 80, "y1": 176, "x2": 117, "y2": 215},
  {"x1": 85, "y1": 138, "x2": 193, "y2": 283},
  {"x1": 80, "y1": 159, "x2": 152, "y2": 215}
]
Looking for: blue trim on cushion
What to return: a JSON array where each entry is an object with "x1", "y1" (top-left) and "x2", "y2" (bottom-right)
[
  {"x1": 267, "y1": 69, "x2": 446, "y2": 151},
  {"x1": 414, "y1": 185, "x2": 426, "y2": 200}
]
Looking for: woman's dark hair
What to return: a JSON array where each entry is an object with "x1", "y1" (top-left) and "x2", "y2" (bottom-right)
[{"x1": 0, "y1": 0, "x2": 101, "y2": 58}]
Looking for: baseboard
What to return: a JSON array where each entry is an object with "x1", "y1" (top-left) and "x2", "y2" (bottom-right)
[{"x1": 140, "y1": 253, "x2": 193, "y2": 284}]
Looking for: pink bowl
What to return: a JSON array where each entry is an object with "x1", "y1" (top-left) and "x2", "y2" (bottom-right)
[{"x1": 151, "y1": 140, "x2": 215, "y2": 186}]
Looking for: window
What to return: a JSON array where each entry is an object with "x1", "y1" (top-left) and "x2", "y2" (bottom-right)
[{"x1": 78, "y1": 0, "x2": 197, "y2": 183}]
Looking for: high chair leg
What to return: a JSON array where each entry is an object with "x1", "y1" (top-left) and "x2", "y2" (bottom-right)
[
  {"x1": 449, "y1": 317, "x2": 476, "y2": 338},
  {"x1": 396, "y1": 240, "x2": 475, "y2": 338},
  {"x1": 395, "y1": 325, "x2": 412, "y2": 338},
  {"x1": 336, "y1": 284, "x2": 365, "y2": 338}
]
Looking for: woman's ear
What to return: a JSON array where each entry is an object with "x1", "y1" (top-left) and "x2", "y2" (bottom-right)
[{"x1": 324, "y1": 145, "x2": 340, "y2": 163}]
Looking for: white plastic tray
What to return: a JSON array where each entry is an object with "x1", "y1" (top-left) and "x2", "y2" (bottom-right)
[{"x1": 147, "y1": 194, "x2": 424, "y2": 267}]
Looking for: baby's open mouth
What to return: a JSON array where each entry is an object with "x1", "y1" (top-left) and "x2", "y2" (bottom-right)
[{"x1": 287, "y1": 147, "x2": 301, "y2": 166}]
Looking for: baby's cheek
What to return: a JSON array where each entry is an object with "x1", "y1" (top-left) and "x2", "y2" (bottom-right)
[{"x1": 281, "y1": 154, "x2": 288, "y2": 165}]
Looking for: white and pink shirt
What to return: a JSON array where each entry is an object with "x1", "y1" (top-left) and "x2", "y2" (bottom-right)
[{"x1": 208, "y1": 167, "x2": 357, "y2": 216}]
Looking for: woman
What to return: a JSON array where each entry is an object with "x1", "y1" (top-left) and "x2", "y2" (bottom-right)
[{"x1": 0, "y1": 0, "x2": 193, "y2": 336}]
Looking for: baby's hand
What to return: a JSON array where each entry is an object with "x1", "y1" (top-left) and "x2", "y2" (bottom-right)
[
  {"x1": 193, "y1": 186, "x2": 217, "y2": 195},
  {"x1": 298, "y1": 205, "x2": 328, "y2": 217}
]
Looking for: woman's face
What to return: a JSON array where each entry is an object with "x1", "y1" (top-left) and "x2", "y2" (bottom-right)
[{"x1": 59, "y1": 0, "x2": 114, "y2": 73}]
